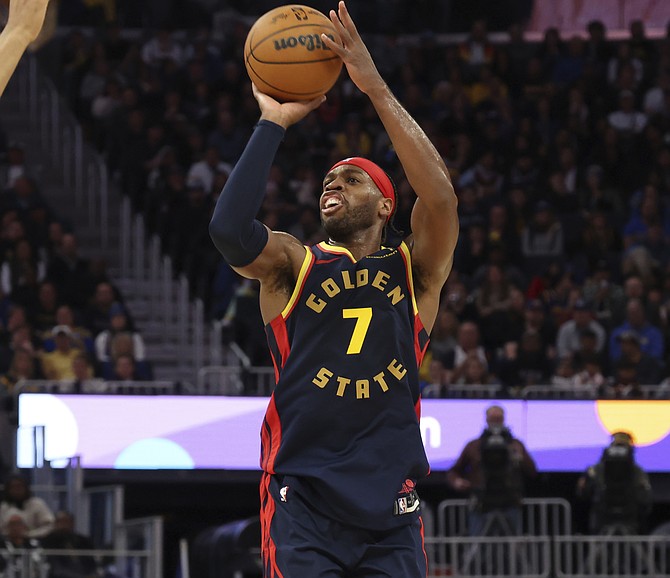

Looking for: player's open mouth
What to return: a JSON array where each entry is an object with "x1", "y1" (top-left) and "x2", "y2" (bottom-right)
[{"x1": 322, "y1": 196, "x2": 343, "y2": 215}]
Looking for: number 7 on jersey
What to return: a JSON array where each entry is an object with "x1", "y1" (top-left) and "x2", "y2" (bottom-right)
[{"x1": 342, "y1": 307, "x2": 372, "y2": 354}]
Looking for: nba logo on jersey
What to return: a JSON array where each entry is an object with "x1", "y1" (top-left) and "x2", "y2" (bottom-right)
[
  {"x1": 397, "y1": 497, "x2": 407, "y2": 514},
  {"x1": 280, "y1": 485, "x2": 289, "y2": 502}
]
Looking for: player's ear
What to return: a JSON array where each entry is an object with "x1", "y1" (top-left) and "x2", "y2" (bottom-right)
[{"x1": 380, "y1": 197, "x2": 393, "y2": 220}]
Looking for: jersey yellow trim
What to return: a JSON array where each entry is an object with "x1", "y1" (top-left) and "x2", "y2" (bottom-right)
[
  {"x1": 398, "y1": 241, "x2": 419, "y2": 315},
  {"x1": 281, "y1": 246, "x2": 313, "y2": 319},
  {"x1": 316, "y1": 241, "x2": 357, "y2": 262}
]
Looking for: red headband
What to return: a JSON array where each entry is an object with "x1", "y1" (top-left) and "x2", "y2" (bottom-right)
[{"x1": 328, "y1": 157, "x2": 395, "y2": 222}]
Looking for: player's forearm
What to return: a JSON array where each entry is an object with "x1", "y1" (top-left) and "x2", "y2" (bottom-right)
[
  {"x1": 0, "y1": 27, "x2": 32, "y2": 96},
  {"x1": 208, "y1": 120, "x2": 284, "y2": 266},
  {"x1": 367, "y1": 83, "x2": 455, "y2": 204}
]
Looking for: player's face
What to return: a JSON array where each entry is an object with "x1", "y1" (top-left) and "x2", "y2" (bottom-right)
[{"x1": 319, "y1": 166, "x2": 382, "y2": 239}]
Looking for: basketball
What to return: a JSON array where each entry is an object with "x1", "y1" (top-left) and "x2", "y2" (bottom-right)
[{"x1": 244, "y1": 5, "x2": 343, "y2": 102}]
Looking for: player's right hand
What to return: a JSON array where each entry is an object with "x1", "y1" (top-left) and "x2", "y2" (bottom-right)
[{"x1": 252, "y1": 83, "x2": 325, "y2": 129}]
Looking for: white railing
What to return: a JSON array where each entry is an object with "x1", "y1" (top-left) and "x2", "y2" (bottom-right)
[
  {"x1": 425, "y1": 535, "x2": 552, "y2": 578},
  {"x1": 437, "y1": 498, "x2": 573, "y2": 539},
  {"x1": 118, "y1": 196, "x2": 208, "y2": 377},
  {"x1": 554, "y1": 534, "x2": 670, "y2": 577},
  {"x1": 0, "y1": 547, "x2": 154, "y2": 578},
  {"x1": 12, "y1": 57, "x2": 109, "y2": 250},
  {"x1": 197, "y1": 365, "x2": 275, "y2": 396},
  {"x1": 521, "y1": 384, "x2": 668, "y2": 400}
]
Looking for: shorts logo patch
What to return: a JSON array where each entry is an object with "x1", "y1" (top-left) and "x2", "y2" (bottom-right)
[{"x1": 280, "y1": 485, "x2": 289, "y2": 502}]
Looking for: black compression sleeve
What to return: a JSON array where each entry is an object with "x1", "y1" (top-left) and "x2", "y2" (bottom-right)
[{"x1": 208, "y1": 119, "x2": 285, "y2": 267}]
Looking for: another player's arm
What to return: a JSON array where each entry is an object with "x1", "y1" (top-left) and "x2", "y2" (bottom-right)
[
  {"x1": 208, "y1": 85, "x2": 324, "y2": 322},
  {"x1": 0, "y1": 0, "x2": 50, "y2": 96},
  {"x1": 323, "y1": 2, "x2": 458, "y2": 331}
]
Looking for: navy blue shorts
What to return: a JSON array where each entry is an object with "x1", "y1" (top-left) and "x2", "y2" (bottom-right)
[{"x1": 260, "y1": 473, "x2": 428, "y2": 578}]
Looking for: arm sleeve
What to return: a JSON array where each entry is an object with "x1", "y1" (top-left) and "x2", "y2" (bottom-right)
[{"x1": 208, "y1": 120, "x2": 285, "y2": 267}]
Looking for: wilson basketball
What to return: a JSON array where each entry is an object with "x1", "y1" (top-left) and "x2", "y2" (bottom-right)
[{"x1": 244, "y1": 5, "x2": 343, "y2": 102}]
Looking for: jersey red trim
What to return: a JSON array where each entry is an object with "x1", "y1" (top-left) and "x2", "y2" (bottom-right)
[{"x1": 261, "y1": 394, "x2": 282, "y2": 473}]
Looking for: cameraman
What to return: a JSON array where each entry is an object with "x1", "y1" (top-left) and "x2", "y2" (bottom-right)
[
  {"x1": 447, "y1": 405, "x2": 537, "y2": 536},
  {"x1": 577, "y1": 431, "x2": 652, "y2": 535}
]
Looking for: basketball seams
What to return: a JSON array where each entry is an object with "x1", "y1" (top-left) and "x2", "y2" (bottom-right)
[{"x1": 244, "y1": 5, "x2": 342, "y2": 101}]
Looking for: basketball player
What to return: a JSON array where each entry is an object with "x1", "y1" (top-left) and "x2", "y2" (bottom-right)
[
  {"x1": 0, "y1": 0, "x2": 49, "y2": 95},
  {"x1": 209, "y1": 2, "x2": 458, "y2": 576}
]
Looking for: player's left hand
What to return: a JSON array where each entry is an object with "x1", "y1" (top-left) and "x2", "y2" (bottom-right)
[
  {"x1": 6, "y1": 0, "x2": 50, "y2": 42},
  {"x1": 322, "y1": 1, "x2": 385, "y2": 96}
]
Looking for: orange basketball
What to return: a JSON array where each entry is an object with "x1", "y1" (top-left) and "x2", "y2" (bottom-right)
[{"x1": 244, "y1": 5, "x2": 343, "y2": 102}]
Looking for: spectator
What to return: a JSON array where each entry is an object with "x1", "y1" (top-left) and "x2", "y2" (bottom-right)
[
  {"x1": 0, "y1": 238, "x2": 47, "y2": 304},
  {"x1": 141, "y1": 30, "x2": 184, "y2": 68},
  {"x1": 0, "y1": 347, "x2": 40, "y2": 404},
  {"x1": 93, "y1": 303, "x2": 145, "y2": 364},
  {"x1": 474, "y1": 264, "x2": 514, "y2": 350},
  {"x1": 2, "y1": 142, "x2": 28, "y2": 189},
  {"x1": 604, "y1": 361, "x2": 644, "y2": 399},
  {"x1": 40, "y1": 305, "x2": 94, "y2": 356},
  {"x1": 46, "y1": 232, "x2": 91, "y2": 310},
  {"x1": 550, "y1": 356, "x2": 576, "y2": 388},
  {"x1": 452, "y1": 351, "x2": 498, "y2": 387},
  {"x1": 0, "y1": 514, "x2": 43, "y2": 574},
  {"x1": 40, "y1": 510, "x2": 99, "y2": 578},
  {"x1": 576, "y1": 431, "x2": 652, "y2": 534},
  {"x1": 60, "y1": 352, "x2": 105, "y2": 394},
  {"x1": 109, "y1": 352, "x2": 151, "y2": 382},
  {"x1": 101, "y1": 334, "x2": 152, "y2": 381},
  {"x1": 521, "y1": 201, "x2": 564, "y2": 274},
  {"x1": 522, "y1": 298, "x2": 557, "y2": 355},
  {"x1": 497, "y1": 329, "x2": 554, "y2": 392},
  {"x1": 581, "y1": 259, "x2": 626, "y2": 330},
  {"x1": 613, "y1": 331, "x2": 664, "y2": 385},
  {"x1": 186, "y1": 145, "x2": 232, "y2": 197},
  {"x1": 447, "y1": 405, "x2": 537, "y2": 536},
  {"x1": 607, "y1": 90, "x2": 648, "y2": 135},
  {"x1": 31, "y1": 280, "x2": 61, "y2": 333},
  {"x1": 39, "y1": 325, "x2": 83, "y2": 380},
  {"x1": 573, "y1": 355, "x2": 607, "y2": 394},
  {"x1": 555, "y1": 299, "x2": 607, "y2": 360},
  {"x1": 83, "y1": 281, "x2": 122, "y2": 336},
  {"x1": 442, "y1": 321, "x2": 488, "y2": 383},
  {"x1": 609, "y1": 298, "x2": 664, "y2": 362},
  {"x1": 458, "y1": 19, "x2": 496, "y2": 80},
  {"x1": 0, "y1": 474, "x2": 54, "y2": 538}
]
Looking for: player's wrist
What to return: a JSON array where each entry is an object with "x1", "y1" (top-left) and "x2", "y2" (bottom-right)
[{"x1": 1, "y1": 25, "x2": 33, "y2": 48}]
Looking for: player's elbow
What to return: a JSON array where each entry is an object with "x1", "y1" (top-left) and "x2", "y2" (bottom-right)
[{"x1": 209, "y1": 217, "x2": 268, "y2": 267}]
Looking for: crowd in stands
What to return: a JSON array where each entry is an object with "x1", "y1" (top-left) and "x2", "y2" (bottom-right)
[
  {"x1": 28, "y1": 7, "x2": 670, "y2": 398},
  {"x1": 0, "y1": 473, "x2": 115, "y2": 577},
  {"x1": 0, "y1": 133, "x2": 154, "y2": 404}
]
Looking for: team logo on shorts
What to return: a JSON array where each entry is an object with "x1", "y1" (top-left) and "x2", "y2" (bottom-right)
[{"x1": 280, "y1": 485, "x2": 289, "y2": 502}]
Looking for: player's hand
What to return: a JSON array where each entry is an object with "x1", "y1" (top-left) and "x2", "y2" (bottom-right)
[
  {"x1": 252, "y1": 83, "x2": 325, "y2": 129},
  {"x1": 6, "y1": 0, "x2": 50, "y2": 42},
  {"x1": 322, "y1": 1, "x2": 385, "y2": 96}
]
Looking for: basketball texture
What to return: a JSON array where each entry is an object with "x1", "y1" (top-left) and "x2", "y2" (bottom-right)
[{"x1": 244, "y1": 5, "x2": 343, "y2": 102}]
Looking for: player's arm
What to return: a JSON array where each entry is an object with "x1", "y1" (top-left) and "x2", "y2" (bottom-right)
[
  {"x1": 208, "y1": 85, "x2": 324, "y2": 321},
  {"x1": 0, "y1": 0, "x2": 49, "y2": 96},
  {"x1": 323, "y1": 2, "x2": 458, "y2": 327}
]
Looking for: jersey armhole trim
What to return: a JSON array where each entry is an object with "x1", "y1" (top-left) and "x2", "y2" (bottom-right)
[
  {"x1": 280, "y1": 246, "x2": 314, "y2": 320},
  {"x1": 398, "y1": 241, "x2": 419, "y2": 316}
]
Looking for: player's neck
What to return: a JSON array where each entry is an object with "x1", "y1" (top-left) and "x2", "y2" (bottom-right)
[
  {"x1": 327, "y1": 237, "x2": 383, "y2": 261},
  {"x1": 325, "y1": 223, "x2": 386, "y2": 260}
]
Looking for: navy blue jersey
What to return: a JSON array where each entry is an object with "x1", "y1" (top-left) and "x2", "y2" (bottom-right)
[{"x1": 261, "y1": 240, "x2": 430, "y2": 530}]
